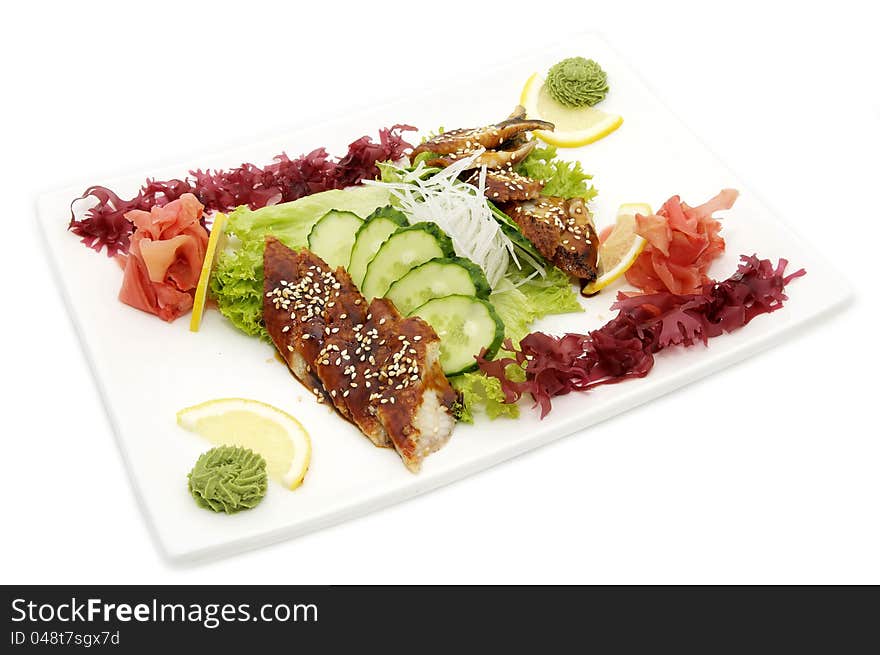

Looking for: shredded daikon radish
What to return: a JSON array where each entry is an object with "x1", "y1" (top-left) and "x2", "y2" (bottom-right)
[{"x1": 364, "y1": 151, "x2": 519, "y2": 287}]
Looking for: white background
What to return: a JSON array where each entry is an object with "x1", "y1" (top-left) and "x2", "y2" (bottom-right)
[{"x1": 3, "y1": 0, "x2": 877, "y2": 584}]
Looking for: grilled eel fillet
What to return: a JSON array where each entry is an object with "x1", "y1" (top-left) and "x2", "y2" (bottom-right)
[
  {"x1": 424, "y1": 140, "x2": 537, "y2": 170},
  {"x1": 502, "y1": 196, "x2": 600, "y2": 282},
  {"x1": 263, "y1": 237, "x2": 456, "y2": 472},
  {"x1": 263, "y1": 236, "x2": 366, "y2": 411},
  {"x1": 464, "y1": 168, "x2": 544, "y2": 203},
  {"x1": 410, "y1": 117, "x2": 553, "y2": 157},
  {"x1": 412, "y1": 112, "x2": 553, "y2": 171}
]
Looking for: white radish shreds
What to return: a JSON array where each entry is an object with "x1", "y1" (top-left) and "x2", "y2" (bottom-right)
[{"x1": 364, "y1": 152, "x2": 518, "y2": 288}]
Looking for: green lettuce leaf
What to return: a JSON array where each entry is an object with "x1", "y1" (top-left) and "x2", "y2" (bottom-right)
[
  {"x1": 490, "y1": 265, "x2": 583, "y2": 345},
  {"x1": 451, "y1": 372, "x2": 519, "y2": 423},
  {"x1": 225, "y1": 186, "x2": 390, "y2": 247},
  {"x1": 209, "y1": 239, "x2": 266, "y2": 338},
  {"x1": 210, "y1": 186, "x2": 390, "y2": 339},
  {"x1": 516, "y1": 144, "x2": 598, "y2": 201}
]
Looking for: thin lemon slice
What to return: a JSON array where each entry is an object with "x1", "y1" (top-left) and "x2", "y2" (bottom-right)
[
  {"x1": 520, "y1": 73, "x2": 623, "y2": 148},
  {"x1": 189, "y1": 212, "x2": 228, "y2": 332},
  {"x1": 581, "y1": 203, "x2": 651, "y2": 296},
  {"x1": 177, "y1": 398, "x2": 311, "y2": 490}
]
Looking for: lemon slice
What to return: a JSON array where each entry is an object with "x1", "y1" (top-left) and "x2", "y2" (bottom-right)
[
  {"x1": 581, "y1": 203, "x2": 651, "y2": 296},
  {"x1": 189, "y1": 212, "x2": 228, "y2": 332},
  {"x1": 520, "y1": 73, "x2": 623, "y2": 148},
  {"x1": 177, "y1": 398, "x2": 311, "y2": 490}
]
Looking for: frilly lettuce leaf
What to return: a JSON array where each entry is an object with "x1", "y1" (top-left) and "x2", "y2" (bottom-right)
[
  {"x1": 452, "y1": 372, "x2": 519, "y2": 423},
  {"x1": 210, "y1": 238, "x2": 267, "y2": 339},
  {"x1": 516, "y1": 144, "x2": 598, "y2": 201}
]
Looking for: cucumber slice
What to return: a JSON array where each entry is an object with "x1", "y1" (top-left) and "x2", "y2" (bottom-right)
[
  {"x1": 385, "y1": 257, "x2": 491, "y2": 315},
  {"x1": 410, "y1": 295, "x2": 505, "y2": 376},
  {"x1": 361, "y1": 222, "x2": 455, "y2": 300},
  {"x1": 307, "y1": 210, "x2": 363, "y2": 269},
  {"x1": 348, "y1": 206, "x2": 408, "y2": 287}
]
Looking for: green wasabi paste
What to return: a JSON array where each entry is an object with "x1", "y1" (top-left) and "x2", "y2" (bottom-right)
[
  {"x1": 188, "y1": 446, "x2": 267, "y2": 514},
  {"x1": 546, "y1": 57, "x2": 609, "y2": 108}
]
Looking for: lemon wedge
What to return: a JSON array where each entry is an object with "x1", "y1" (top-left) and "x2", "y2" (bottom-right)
[
  {"x1": 177, "y1": 398, "x2": 311, "y2": 490},
  {"x1": 189, "y1": 212, "x2": 228, "y2": 332},
  {"x1": 581, "y1": 203, "x2": 651, "y2": 296},
  {"x1": 521, "y1": 73, "x2": 623, "y2": 148}
]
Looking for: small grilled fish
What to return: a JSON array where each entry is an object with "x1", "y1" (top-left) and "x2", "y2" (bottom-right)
[
  {"x1": 425, "y1": 139, "x2": 538, "y2": 171},
  {"x1": 411, "y1": 117, "x2": 554, "y2": 158},
  {"x1": 502, "y1": 197, "x2": 600, "y2": 281}
]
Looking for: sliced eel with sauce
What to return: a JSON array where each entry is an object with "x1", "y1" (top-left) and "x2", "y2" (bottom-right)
[
  {"x1": 315, "y1": 297, "x2": 456, "y2": 472},
  {"x1": 263, "y1": 237, "x2": 457, "y2": 471},
  {"x1": 464, "y1": 168, "x2": 544, "y2": 203},
  {"x1": 425, "y1": 139, "x2": 538, "y2": 171},
  {"x1": 263, "y1": 237, "x2": 367, "y2": 413},
  {"x1": 502, "y1": 196, "x2": 600, "y2": 281},
  {"x1": 411, "y1": 117, "x2": 554, "y2": 158}
]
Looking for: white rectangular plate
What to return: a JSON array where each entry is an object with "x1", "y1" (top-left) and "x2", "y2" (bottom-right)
[{"x1": 38, "y1": 34, "x2": 850, "y2": 562}]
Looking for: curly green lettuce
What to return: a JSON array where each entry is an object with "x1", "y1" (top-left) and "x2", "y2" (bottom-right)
[
  {"x1": 210, "y1": 238, "x2": 267, "y2": 338},
  {"x1": 452, "y1": 372, "x2": 519, "y2": 423},
  {"x1": 210, "y1": 186, "x2": 390, "y2": 339},
  {"x1": 516, "y1": 144, "x2": 598, "y2": 201}
]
